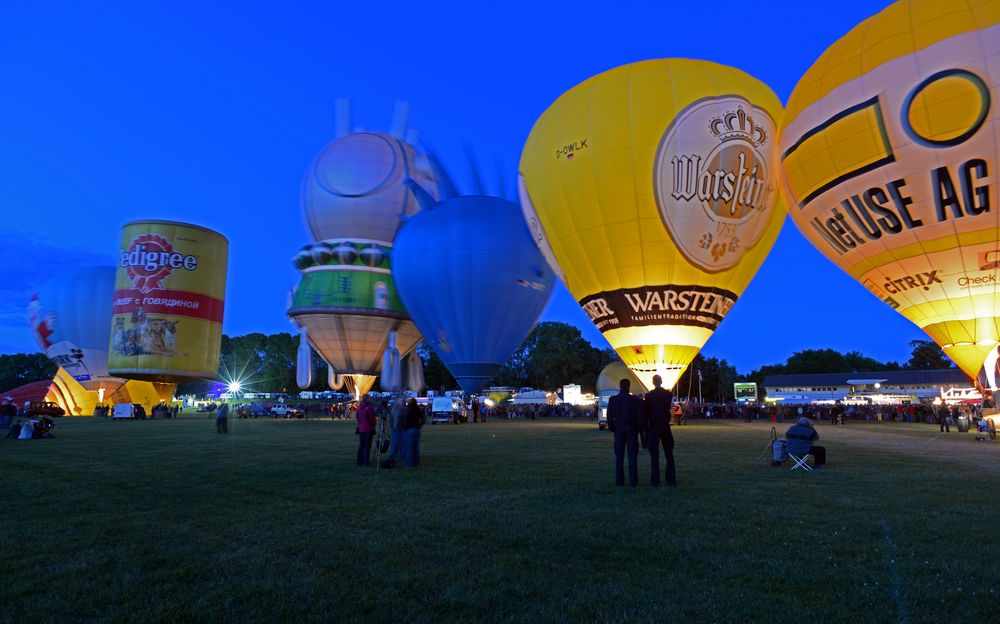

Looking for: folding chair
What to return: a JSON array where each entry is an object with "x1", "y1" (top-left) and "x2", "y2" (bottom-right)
[{"x1": 788, "y1": 452, "x2": 813, "y2": 471}]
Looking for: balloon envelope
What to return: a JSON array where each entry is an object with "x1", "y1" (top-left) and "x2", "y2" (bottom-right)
[
  {"x1": 108, "y1": 220, "x2": 228, "y2": 383},
  {"x1": 292, "y1": 130, "x2": 432, "y2": 396},
  {"x1": 302, "y1": 132, "x2": 436, "y2": 244},
  {"x1": 596, "y1": 361, "x2": 644, "y2": 396},
  {"x1": 392, "y1": 195, "x2": 555, "y2": 394},
  {"x1": 778, "y1": 1, "x2": 1000, "y2": 381},
  {"x1": 519, "y1": 59, "x2": 785, "y2": 390},
  {"x1": 288, "y1": 241, "x2": 422, "y2": 384},
  {"x1": 29, "y1": 266, "x2": 124, "y2": 394}
]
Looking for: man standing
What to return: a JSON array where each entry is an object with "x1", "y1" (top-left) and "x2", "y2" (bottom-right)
[
  {"x1": 643, "y1": 374, "x2": 677, "y2": 487},
  {"x1": 215, "y1": 402, "x2": 229, "y2": 434},
  {"x1": 356, "y1": 396, "x2": 376, "y2": 467},
  {"x1": 608, "y1": 378, "x2": 640, "y2": 487}
]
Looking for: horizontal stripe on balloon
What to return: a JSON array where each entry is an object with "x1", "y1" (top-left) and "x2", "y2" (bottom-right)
[{"x1": 112, "y1": 289, "x2": 224, "y2": 324}]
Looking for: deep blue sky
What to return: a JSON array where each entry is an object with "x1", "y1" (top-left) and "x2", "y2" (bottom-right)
[{"x1": 0, "y1": 0, "x2": 924, "y2": 374}]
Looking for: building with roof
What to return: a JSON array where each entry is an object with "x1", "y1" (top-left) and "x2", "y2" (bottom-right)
[{"x1": 762, "y1": 369, "x2": 973, "y2": 404}]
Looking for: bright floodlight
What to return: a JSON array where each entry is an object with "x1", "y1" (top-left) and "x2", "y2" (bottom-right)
[{"x1": 228, "y1": 381, "x2": 241, "y2": 394}]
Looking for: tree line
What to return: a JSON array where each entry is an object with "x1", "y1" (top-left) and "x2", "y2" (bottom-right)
[{"x1": 0, "y1": 330, "x2": 955, "y2": 400}]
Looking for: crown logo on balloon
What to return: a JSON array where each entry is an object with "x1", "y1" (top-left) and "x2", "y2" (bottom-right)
[{"x1": 709, "y1": 106, "x2": 767, "y2": 147}]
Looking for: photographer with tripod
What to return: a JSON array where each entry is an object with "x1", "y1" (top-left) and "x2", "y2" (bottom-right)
[{"x1": 380, "y1": 397, "x2": 407, "y2": 469}]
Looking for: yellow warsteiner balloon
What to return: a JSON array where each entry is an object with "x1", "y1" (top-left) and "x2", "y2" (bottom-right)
[
  {"x1": 519, "y1": 59, "x2": 786, "y2": 391},
  {"x1": 779, "y1": 0, "x2": 1000, "y2": 383}
]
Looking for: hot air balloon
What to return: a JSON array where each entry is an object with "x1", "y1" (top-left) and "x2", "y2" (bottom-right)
[
  {"x1": 28, "y1": 265, "x2": 178, "y2": 415},
  {"x1": 29, "y1": 266, "x2": 127, "y2": 413},
  {"x1": 30, "y1": 266, "x2": 124, "y2": 395},
  {"x1": 392, "y1": 186, "x2": 555, "y2": 394},
  {"x1": 290, "y1": 103, "x2": 436, "y2": 398},
  {"x1": 108, "y1": 220, "x2": 229, "y2": 402},
  {"x1": 778, "y1": 1, "x2": 1000, "y2": 383},
  {"x1": 519, "y1": 59, "x2": 786, "y2": 391},
  {"x1": 595, "y1": 361, "x2": 644, "y2": 428}
]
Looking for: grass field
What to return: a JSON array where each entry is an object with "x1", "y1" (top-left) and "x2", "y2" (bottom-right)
[{"x1": 2, "y1": 415, "x2": 998, "y2": 623}]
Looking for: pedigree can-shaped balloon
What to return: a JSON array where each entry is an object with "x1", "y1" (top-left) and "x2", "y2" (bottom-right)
[
  {"x1": 108, "y1": 220, "x2": 228, "y2": 382},
  {"x1": 779, "y1": 1, "x2": 1000, "y2": 381},
  {"x1": 519, "y1": 59, "x2": 786, "y2": 390}
]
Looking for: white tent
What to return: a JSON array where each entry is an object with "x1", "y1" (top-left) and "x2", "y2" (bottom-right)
[{"x1": 511, "y1": 390, "x2": 550, "y2": 405}]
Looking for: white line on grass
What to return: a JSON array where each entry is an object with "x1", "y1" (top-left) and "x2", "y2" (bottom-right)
[{"x1": 877, "y1": 518, "x2": 907, "y2": 624}]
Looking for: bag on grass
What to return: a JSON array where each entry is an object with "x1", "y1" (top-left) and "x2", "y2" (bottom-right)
[{"x1": 771, "y1": 438, "x2": 788, "y2": 465}]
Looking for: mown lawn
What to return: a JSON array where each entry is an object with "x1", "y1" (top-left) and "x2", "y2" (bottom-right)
[{"x1": 1, "y1": 416, "x2": 997, "y2": 623}]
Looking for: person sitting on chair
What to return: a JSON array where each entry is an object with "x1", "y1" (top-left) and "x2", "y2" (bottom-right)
[{"x1": 785, "y1": 417, "x2": 826, "y2": 468}]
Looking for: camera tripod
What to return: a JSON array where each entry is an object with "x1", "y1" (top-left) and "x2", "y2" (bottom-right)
[
  {"x1": 757, "y1": 426, "x2": 778, "y2": 463},
  {"x1": 373, "y1": 411, "x2": 391, "y2": 473}
]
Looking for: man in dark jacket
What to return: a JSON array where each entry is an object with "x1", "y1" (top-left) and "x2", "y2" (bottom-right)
[
  {"x1": 785, "y1": 417, "x2": 825, "y2": 467},
  {"x1": 608, "y1": 378, "x2": 640, "y2": 487},
  {"x1": 215, "y1": 403, "x2": 229, "y2": 434},
  {"x1": 643, "y1": 374, "x2": 676, "y2": 486}
]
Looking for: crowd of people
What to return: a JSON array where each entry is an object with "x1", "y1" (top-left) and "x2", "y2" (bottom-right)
[
  {"x1": 670, "y1": 399, "x2": 989, "y2": 427},
  {"x1": 2, "y1": 401, "x2": 56, "y2": 440},
  {"x1": 493, "y1": 402, "x2": 595, "y2": 420},
  {"x1": 354, "y1": 395, "x2": 425, "y2": 468}
]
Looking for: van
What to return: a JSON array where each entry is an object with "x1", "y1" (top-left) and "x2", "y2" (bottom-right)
[
  {"x1": 113, "y1": 404, "x2": 146, "y2": 419},
  {"x1": 431, "y1": 396, "x2": 456, "y2": 424}
]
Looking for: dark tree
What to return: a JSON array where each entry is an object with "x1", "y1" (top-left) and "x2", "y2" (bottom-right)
[
  {"x1": 416, "y1": 341, "x2": 457, "y2": 393},
  {"x1": 905, "y1": 339, "x2": 952, "y2": 370},
  {"x1": 517, "y1": 322, "x2": 612, "y2": 392},
  {"x1": 0, "y1": 353, "x2": 57, "y2": 392}
]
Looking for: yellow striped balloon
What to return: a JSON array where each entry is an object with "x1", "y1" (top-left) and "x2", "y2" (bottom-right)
[
  {"x1": 519, "y1": 59, "x2": 786, "y2": 391},
  {"x1": 779, "y1": 0, "x2": 1000, "y2": 384}
]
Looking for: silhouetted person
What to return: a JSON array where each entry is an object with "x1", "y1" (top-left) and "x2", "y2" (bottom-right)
[
  {"x1": 643, "y1": 374, "x2": 676, "y2": 487},
  {"x1": 215, "y1": 403, "x2": 229, "y2": 434},
  {"x1": 404, "y1": 397, "x2": 425, "y2": 467},
  {"x1": 608, "y1": 378, "x2": 640, "y2": 487},
  {"x1": 356, "y1": 396, "x2": 376, "y2": 466},
  {"x1": 785, "y1": 417, "x2": 825, "y2": 468}
]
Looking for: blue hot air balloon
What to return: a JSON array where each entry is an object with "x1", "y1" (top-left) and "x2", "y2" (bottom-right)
[{"x1": 392, "y1": 185, "x2": 555, "y2": 394}]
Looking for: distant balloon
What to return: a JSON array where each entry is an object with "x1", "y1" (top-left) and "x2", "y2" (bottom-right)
[
  {"x1": 29, "y1": 266, "x2": 125, "y2": 395},
  {"x1": 393, "y1": 191, "x2": 555, "y2": 394},
  {"x1": 520, "y1": 59, "x2": 785, "y2": 390},
  {"x1": 29, "y1": 266, "x2": 176, "y2": 415},
  {"x1": 778, "y1": 1, "x2": 1000, "y2": 382},
  {"x1": 596, "y1": 361, "x2": 643, "y2": 396}
]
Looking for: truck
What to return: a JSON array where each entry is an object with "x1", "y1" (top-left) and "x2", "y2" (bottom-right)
[
  {"x1": 431, "y1": 396, "x2": 457, "y2": 424},
  {"x1": 270, "y1": 404, "x2": 304, "y2": 418}
]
